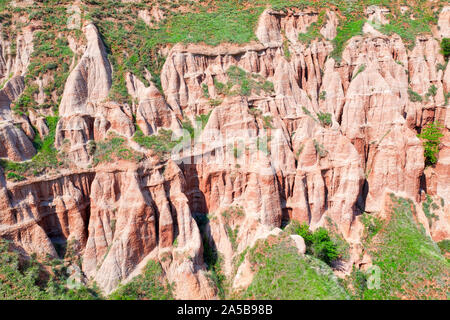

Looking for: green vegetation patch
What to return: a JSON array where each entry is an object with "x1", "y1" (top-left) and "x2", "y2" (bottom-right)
[
  {"x1": 133, "y1": 126, "x2": 180, "y2": 158},
  {"x1": 437, "y1": 240, "x2": 450, "y2": 255},
  {"x1": 360, "y1": 194, "x2": 449, "y2": 300},
  {"x1": 286, "y1": 221, "x2": 340, "y2": 265},
  {"x1": 422, "y1": 194, "x2": 441, "y2": 227},
  {"x1": 441, "y1": 38, "x2": 450, "y2": 59},
  {"x1": 298, "y1": 9, "x2": 326, "y2": 44},
  {"x1": 417, "y1": 121, "x2": 444, "y2": 166},
  {"x1": 242, "y1": 235, "x2": 349, "y2": 300},
  {"x1": 213, "y1": 66, "x2": 274, "y2": 97},
  {"x1": 109, "y1": 260, "x2": 173, "y2": 300},
  {"x1": 92, "y1": 134, "x2": 142, "y2": 165},
  {"x1": 378, "y1": 6, "x2": 436, "y2": 50},
  {"x1": 331, "y1": 18, "x2": 365, "y2": 62},
  {"x1": 0, "y1": 239, "x2": 101, "y2": 300}
]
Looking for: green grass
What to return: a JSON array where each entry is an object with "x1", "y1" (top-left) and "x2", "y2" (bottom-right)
[
  {"x1": 331, "y1": 19, "x2": 365, "y2": 62},
  {"x1": 378, "y1": 10, "x2": 436, "y2": 50},
  {"x1": 242, "y1": 236, "x2": 349, "y2": 300},
  {"x1": 298, "y1": 9, "x2": 326, "y2": 44},
  {"x1": 92, "y1": 135, "x2": 142, "y2": 165},
  {"x1": 133, "y1": 126, "x2": 180, "y2": 158},
  {"x1": 0, "y1": 239, "x2": 101, "y2": 300},
  {"x1": 360, "y1": 213, "x2": 383, "y2": 244},
  {"x1": 109, "y1": 260, "x2": 173, "y2": 300},
  {"x1": 15, "y1": 6, "x2": 73, "y2": 114},
  {"x1": 2, "y1": 1, "x2": 441, "y2": 109},
  {"x1": 360, "y1": 194, "x2": 449, "y2": 300}
]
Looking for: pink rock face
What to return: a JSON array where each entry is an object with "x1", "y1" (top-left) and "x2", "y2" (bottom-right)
[
  {"x1": 438, "y1": 6, "x2": 450, "y2": 39},
  {"x1": 1, "y1": 6, "x2": 449, "y2": 299},
  {"x1": 0, "y1": 122, "x2": 36, "y2": 161},
  {"x1": 0, "y1": 172, "x2": 94, "y2": 258},
  {"x1": 58, "y1": 24, "x2": 112, "y2": 117},
  {"x1": 0, "y1": 75, "x2": 36, "y2": 161},
  {"x1": 126, "y1": 73, "x2": 181, "y2": 135},
  {"x1": 79, "y1": 160, "x2": 214, "y2": 297}
]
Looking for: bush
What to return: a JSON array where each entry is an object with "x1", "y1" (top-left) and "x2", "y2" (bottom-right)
[
  {"x1": 408, "y1": 88, "x2": 423, "y2": 102},
  {"x1": 437, "y1": 240, "x2": 450, "y2": 254},
  {"x1": 417, "y1": 122, "x2": 444, "y2": 165},
  {"x1": 317, "y1": 112, "x2": 332, "y2": 127},
  {"x1": 441, "y1": 38, "x2": 450, "y2": 58},
  {"x1": 290, "y1": 223, "x2": 339, "y2": 265},
  {"x1": 133, "y1": 126, "x2": 180, "y2": 157},
  {"x1": 6, "y1": 172, "x2": 25, "y2": 182}
]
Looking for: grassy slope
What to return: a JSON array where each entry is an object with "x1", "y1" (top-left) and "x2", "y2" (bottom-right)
[
  {"x1": 109, "y1": 260, "x2": 173, "y2": 300},
  {"x1": 359, "y1": 195, "x2": 449, "y2": 300},
  {"x1": 0, "y1": 240, "x2": 101, "y2": 300},
  {"x1": 241, "y1": 235, "x2": 349, "y2": 300}
]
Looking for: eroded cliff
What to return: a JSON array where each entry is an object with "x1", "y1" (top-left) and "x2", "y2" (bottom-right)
[{"x1": 0, "y1": 0, "x2": 449, "y2": 299}]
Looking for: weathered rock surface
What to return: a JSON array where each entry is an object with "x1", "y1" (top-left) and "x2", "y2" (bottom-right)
[{"x1": 1, "y1": 6, "x2": 449, "y2": 299}]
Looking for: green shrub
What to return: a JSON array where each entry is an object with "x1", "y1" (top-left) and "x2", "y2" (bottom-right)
[
  {"x1": 408, "y1": 88, "x2": 423, "y2": 102},
  {"x1": 319, "y1": 91, "x2": 326, "y2": 101},
  {"x1": 352, "y1": 64, "x2": 366, "y2": 80},
  {"x1": 289, "y1": 223, "x2": 339, "y2": 265},
  {"x1": 437, "y1": 240, "x2": 450, "y2": 255},
  {"x1": 195, "y1": 111, "x2": 212, "y2": 130},
  {"x1": 422, "y1": 194, "x2": 439, "y2": 227},
  {"x1": 6, "y1": 172, "x2": 25, "y2": 182},
  {"x1": 133, "y1": 126, "x2": 180, "y2": 157},
  {"x1": 440, "y1": 38, "x2": 450, "y2": 58},
  {"x1": 426, "y1": 85, "x2": 437, "y2": 99},
  {"x1": 417, "y1": 122, "x2": 444, "y2": 165},
  {"x1": 262, "y1": 115, "x2": 274, "y2": 129},
  {"x1": 313, "y1": 139, "x2": 327, "y2": 158},
  {"x1": 317, "y1": 112, "x2": 332, "y2": 127}
]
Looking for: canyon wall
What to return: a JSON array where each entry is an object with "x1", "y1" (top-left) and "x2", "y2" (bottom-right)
[{"x1": 0, "y1": 5, "x2": 449, "y2": 298}]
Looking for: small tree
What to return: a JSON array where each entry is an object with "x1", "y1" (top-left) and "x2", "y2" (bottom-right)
[
  {"x1": 317, "y1": 112, "x2": 332, "y2": 127},
  {"x1": 441, "y1": 38, "x2": 450, "y2": 59},
  {"x1": 292, "y1": 223, "x2": 338, "y2": 265},
  {"x1": 417, "y1": 122, "x2": 444, "y2": 165}
]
